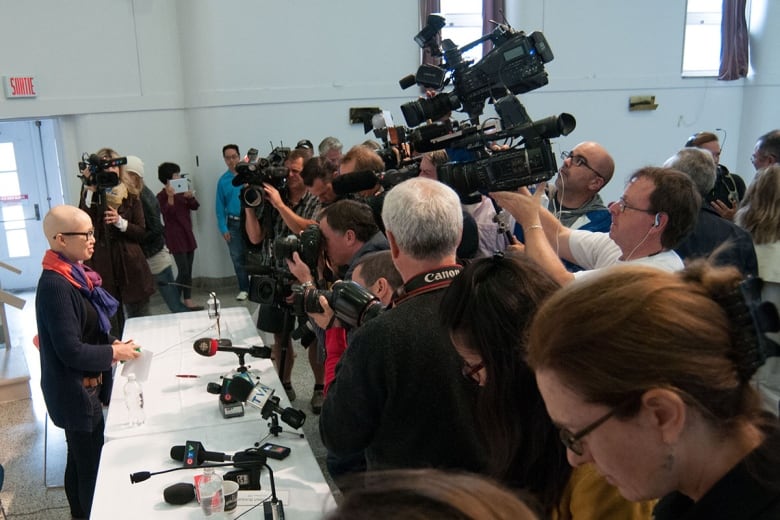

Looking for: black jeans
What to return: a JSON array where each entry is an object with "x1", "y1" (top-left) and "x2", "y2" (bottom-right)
[{"x1": 63, "y1": 388, "x2": 105, "y2": 519}]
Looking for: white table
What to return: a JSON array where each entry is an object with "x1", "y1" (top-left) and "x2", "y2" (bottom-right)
[
  {"x1": 91, "y1": 423, "x2": 335, "y2": 519},
  {"x1": 92, "y1": 308, "x2": 335, "y2": 518},
  {"x1": 105, "y1": 308, "x2": 284, "y2": 440}
]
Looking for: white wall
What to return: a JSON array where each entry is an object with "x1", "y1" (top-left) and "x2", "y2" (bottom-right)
[{"x1": 1, "y1": 0, "x2": 778, "y2": 279}]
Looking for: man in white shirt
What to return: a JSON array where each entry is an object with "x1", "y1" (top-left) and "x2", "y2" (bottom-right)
[{"x1": 491, "y1": 166, "x2": 700, "y2": 285}]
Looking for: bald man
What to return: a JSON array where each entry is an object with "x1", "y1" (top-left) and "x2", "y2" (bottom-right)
[{"x1": 37, "y1": 204, "x2": 141, "y2": 519}]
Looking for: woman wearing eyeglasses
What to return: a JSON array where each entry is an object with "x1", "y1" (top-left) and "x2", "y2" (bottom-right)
[
  {"x1": 439, "y1": 253, "x2": 653, "y2": 519},
  {"x1": 527, "y1": 262, "x2": 780, "y2": 519}
]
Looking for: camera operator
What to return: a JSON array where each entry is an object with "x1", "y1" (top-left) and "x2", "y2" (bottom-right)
[
  {"x1": 320, "y1": 177, "x2": 483, "y2": 473},
  {"x1": 79, "y1": 147, "x2": 155, "y2": 335},
  {"x1": 243, "y1": 148, "x2": 323, "y2": 409},
  {"x1": 290, "y1": 250, "x2": 401, "y2": 484},
  {"x1": 302, "y1": 155, "x2": 339, "y2": 206},
  {"x1": 287, "y1": 199, "x2": 389, "y2": 283}
]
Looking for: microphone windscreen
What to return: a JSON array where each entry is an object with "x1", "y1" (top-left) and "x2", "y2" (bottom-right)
[
  {"x1": 170, "y1": 445, "x2": 185, "y2": 462},
  {"x1": 227, "y1": 375, "x2": 254, "y2": 402},
  {"x1": 163, "y1": 482, "x2": 196, "y2": 505},
  {"x1": 193, "y1": 338, "x2": 218, "y2": 357},
  {"x1": 399, "y1": 74, "x2": 417, "y2": 89},
  {"x1": 332, "y1": 170, "x2": 379, "y2": 196}
]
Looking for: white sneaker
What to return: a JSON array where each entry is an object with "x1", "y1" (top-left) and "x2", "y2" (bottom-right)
[{"x1": 236, "y1": 291, "x2": 248, "y2": 301}]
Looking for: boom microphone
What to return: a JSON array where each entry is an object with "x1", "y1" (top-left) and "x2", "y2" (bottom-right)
[
  {"x1": 332, "y1": 170, "x2": 380, "y2": 196},
  {"x1": 193, "y1": 338, "x2": 272, "y2": 359}
]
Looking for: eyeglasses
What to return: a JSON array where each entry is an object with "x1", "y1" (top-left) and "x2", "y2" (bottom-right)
[
  {"x1": 558, "y1": 407, "x2": 620, "y2": 456},
  {"x1": 461, "y1": 359, "x2": 485, "y2": 383},
  {"x1": 56, "y1": 229, "x2": 95, "y2": 240},
  {"x1": 561, "y1": 150, "x2": 606, "y2": 180},
  {"x1": 613, "y1": 197, "x2": 655, "y2": 215}
]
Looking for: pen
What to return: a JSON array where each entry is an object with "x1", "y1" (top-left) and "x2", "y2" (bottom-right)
[{"x1": 175, "y1": 374, "x2": 200, "y2": 378}]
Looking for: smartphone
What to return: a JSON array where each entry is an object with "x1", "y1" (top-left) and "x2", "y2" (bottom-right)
[
  {"x1": 260, "y1": 442, "x2": 290, "y2": 460},
  {"x1": 170, "y1": 178, "x2": 190, "y2": 194}
]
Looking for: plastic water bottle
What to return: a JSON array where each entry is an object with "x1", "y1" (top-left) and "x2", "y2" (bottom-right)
[
  {"x1": 123, "y1": 373, "x2": 145, "y2": 426},
  {"x1": 197, "y1": 467, "x2": 224, "y2": 516}
]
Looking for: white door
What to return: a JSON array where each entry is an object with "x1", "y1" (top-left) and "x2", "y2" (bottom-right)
[{"x1": 0, "y1": 120, "x2": 61, "y2": 290}]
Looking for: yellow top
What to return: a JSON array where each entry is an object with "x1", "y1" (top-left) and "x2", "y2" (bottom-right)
[{"x1": 552, "y1": 464, "x2": 656, "y2": 520}]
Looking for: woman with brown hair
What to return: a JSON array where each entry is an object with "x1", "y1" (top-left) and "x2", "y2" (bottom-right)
[
  {"x1": 325, "y1": 468, "x2": 538, "y2": 520},
  {"x1": 527, "y1": 262, "x2": 780, "y2": 519},
  {"x1": 439, "y1": 253, "x2": 653, "y2": 519}
]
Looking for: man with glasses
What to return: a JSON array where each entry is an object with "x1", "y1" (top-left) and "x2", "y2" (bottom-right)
[
  {"x1": 751, "y1": 129, "x2": 780, "y2": 171},
  {"x1": 215, "y1": 144, "x2": 250, "y2": 300},
  {"x1": 540, "y1": 142, "x2": 615, "y2": 270},
  {"x1": 492, "y1": 166, "x2": 700, "y2": 285}
]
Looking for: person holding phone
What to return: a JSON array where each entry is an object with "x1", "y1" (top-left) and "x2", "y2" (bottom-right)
[{"x1": 157, "y1": 161, "x2": 201, "y2": 310}]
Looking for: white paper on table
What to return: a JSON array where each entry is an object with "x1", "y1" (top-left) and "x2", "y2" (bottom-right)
[{"x1": 120, "y1": 348, "x2": 153, "y2": 382}]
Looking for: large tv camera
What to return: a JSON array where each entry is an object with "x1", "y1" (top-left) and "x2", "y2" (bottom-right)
[
  {"x1": 77, "y1": 152, "x2": 125, "y2": 190},
  {"x1": 291, "y1": 280, "x2": 384, "y2": 329},
  {"x1": 232, "y1": 146, "x2": 291, "y2": 208},
  {"x1": 398, "y1": 15, "x2": 576, "y2": 195}
]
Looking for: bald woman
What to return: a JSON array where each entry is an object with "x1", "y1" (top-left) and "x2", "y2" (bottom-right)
[{"x1": 37, "y1": 204, "x2": 141, "y2": 519}]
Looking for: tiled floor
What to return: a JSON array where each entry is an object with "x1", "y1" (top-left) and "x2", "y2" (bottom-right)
[{"x1": 0, "y1": 283, "x2": 332, "y2": 518}]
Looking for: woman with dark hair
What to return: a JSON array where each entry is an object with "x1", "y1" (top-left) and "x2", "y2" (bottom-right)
[
  {"x1": 439, "y1": 253, "x2": 653, "y2": 519},
  {"x1": 527, "y1": 262, "x2": 780, "y2": 519}
]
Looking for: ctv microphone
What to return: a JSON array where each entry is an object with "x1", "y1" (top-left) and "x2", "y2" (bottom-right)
[
  {"x1": 332, "y1": 170, "x2": 380, "y2": 196},
  {"x1": 228, "y1": 377, "x2": 306, "y2": 430}
]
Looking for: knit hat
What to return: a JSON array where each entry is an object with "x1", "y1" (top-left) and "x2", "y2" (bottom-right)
[{"x1": 125, "y1": 155, "x2": 145, "y2": 178}]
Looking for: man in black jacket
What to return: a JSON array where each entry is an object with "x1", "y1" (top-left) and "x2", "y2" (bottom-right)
[
  {"x1": 666, "y1": 148, "x2": 758, "y2": 276},
  {"x1": 320, "y1": 177, "x2": 484, "y2": 473}
]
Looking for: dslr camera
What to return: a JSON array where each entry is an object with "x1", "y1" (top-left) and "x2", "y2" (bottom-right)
[
  {"x1": 247, "y1": 224, "x2": 323, "y2": 308},
  {"x1": 232, "y1": 146, "x2": 291, "y2": 208},
  {"x1": 77, "y1": 152, "x2": 126, "y2": 190},
  {"x1": 291, "y1": 280, "x2": 384, "y2": 328}
]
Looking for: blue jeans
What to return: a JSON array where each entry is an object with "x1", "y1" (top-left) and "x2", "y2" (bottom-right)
[
  {"x1": 227, "y1": 219, "x2": 249, "y2": 292},
  {"x1": 155, "y1": 265, "x2": 190, "y2": 313}
]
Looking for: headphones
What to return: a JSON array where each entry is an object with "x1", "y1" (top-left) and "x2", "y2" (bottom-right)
[{"x1": 653, "y1": 213, "x2": 661, "y2": 227}]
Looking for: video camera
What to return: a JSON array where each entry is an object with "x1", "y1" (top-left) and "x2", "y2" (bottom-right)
[
  {"x1": 232, "y1": 146, "x2": 291, "y2": 208},
  {"x1": 248, "y1": 224, "x2": 323, "y2": 308},
  {"x1": 77, "y1": 152, "x2": 125, "y2": 190},
  {"x1": 291, "y1": 280, "x2": 384, "y2": 329},
  {"x1": 398, "y1": 15, "x2": 576, "y2": 195}
]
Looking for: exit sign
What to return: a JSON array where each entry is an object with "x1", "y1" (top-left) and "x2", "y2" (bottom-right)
[{"x1": 3, "y1": 75, "x2": 37, "y2": 98}]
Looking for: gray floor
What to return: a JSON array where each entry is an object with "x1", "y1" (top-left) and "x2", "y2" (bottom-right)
[{"x1": 0, "y1": 281, "x2": 334, "y2": 519}]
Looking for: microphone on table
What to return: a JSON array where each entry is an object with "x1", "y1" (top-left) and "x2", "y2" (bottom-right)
[
  {"x1": 170, "y1": 441, "x2": 230, "y2": 467},
  {"x1": 163, "y1": 482, "x2": 196, "y2": 505},
  {"x1": 131, "y1": 447, "x2": 266, "y2": 484},
  {"x1": 193, "y1": 338, "x2": 272, "y2": 359},
  {"x1": 228, "y1": 376, "x2": 306, "y2": 430}
]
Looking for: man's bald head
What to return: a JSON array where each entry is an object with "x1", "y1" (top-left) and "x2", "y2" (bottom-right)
[
  {"x1": 577, "y1": 141, "x2": 615, "y2": 186},
  {"x1": 43, "y1": 205, "x2": 92, "y2": 250}
]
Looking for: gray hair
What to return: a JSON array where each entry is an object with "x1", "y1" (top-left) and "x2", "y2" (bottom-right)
[
  {"x1": 318, "y1": 136, "x2": 343, "y2": 155},
  {"x1": 663, "y1": 147, "x2": 716, "y2": 197},
  {"x1": 382, "y1": 177, "x2": 463, "y2": 260}
]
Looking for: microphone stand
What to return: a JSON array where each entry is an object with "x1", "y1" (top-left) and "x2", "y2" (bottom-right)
[{"x1": 263, "y1": 463, "x2": 285, "y2": 520}]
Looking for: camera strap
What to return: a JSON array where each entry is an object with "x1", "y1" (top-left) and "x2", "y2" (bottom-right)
[{"x1": 392, "y1": 265, "x2": 462, "y2": 306}]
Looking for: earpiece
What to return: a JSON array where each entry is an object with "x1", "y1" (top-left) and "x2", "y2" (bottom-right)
[{"x1": 653, "y1": 213, "x2": 661, "y2": 227}]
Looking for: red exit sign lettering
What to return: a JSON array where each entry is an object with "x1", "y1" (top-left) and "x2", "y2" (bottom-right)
[{"x1": 3, "y1": 75, "x2": 37, "y2": 98}]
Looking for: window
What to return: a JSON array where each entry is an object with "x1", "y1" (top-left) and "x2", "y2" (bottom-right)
[
  {"x1": 439, "y1": 0, "x2": 484, "y2": 64},
  {"x1": 682, "y1": 0, "x2": 722, "y2": 77}
]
